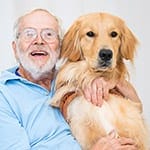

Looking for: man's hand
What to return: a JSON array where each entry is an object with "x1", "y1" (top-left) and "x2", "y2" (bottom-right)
[
  {"x1": 83, "y1": 78, "x2": 117, "y2": 106},
  {"x1": 83, "y1": 78, "x2": 141, "y2": 108},
  {"x1": 91, "y1": 131, "x2": 138, "y2": 150}
]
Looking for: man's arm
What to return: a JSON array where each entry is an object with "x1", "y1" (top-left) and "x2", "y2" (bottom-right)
[
  {"x1": 83, "y1": 78, "x2": 142, "y2": 108},
  {"x1": 0, "y1": 92, "x2": 31, "y2": 150}
]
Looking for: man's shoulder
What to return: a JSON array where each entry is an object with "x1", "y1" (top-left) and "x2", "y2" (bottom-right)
[{"x1": 0, "y1": 66, "x2": 18, "y2": 83}]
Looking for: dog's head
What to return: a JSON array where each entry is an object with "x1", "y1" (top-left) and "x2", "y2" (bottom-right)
[{"x1": 60, "y1": 12, "x2": 138, "y2": 73}]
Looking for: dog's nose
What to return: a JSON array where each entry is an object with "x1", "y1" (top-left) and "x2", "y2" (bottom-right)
[{"x1": 99, "y1": 49, "x2": 113, "y2": 61}]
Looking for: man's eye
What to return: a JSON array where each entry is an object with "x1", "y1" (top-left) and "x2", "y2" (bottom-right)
[
  {"x1": 46, "y1": 32, "x2": 53, "y2": 37},
  {"x1": 27, "y1": 32, "x2": 34, "y2": 36},
  {"x1": 26, "y1": 32, "x2": 34, "y2": 37}
]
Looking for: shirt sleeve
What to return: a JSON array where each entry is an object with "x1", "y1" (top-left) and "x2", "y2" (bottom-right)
[{"x1": 0, "y1": 92, "x2": 31, "y2": 150}]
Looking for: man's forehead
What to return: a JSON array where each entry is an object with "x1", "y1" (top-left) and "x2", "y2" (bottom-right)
[{"x1": 19, "y1": 10, "x2": 58, "y2": 31}]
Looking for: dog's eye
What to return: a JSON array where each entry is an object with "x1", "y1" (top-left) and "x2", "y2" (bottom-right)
[
  {"x1": 110, "y1": 31, "x2": 118, "y2": 38},
  {"x1": 86, "y1": 31, "x2": 95, "y2": 37}
]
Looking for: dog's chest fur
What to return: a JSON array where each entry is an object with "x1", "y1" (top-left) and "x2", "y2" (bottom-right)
[{"x1": 51, "y1": 61, "x2": 148, "y2": 150}]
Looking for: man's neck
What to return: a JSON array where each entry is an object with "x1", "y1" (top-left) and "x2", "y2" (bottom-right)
[{"x1": 17, "y1": 67, "x2": 54, "y2": 91}]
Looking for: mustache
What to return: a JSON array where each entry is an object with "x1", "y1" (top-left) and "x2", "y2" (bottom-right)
[{"x1": 30, "y1": 44, "x2": 50, "y2": 51}]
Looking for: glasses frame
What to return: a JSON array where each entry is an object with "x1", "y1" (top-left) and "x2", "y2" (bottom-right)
[{"x1": 16, "y1": 27, "x2": 59, "y2": 43}]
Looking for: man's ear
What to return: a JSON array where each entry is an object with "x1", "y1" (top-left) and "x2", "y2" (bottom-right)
[{"x1": 12, "y1": 41, "x2": 18, "y2": 60}]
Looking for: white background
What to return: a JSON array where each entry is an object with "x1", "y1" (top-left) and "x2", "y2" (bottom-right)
[{"x1": 0, "y1": 0, "x2": 149, "y2": 124}]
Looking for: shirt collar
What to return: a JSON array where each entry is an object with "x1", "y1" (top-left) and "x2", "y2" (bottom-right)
[
  {"x1": 0, "y1": 66, "x2": 56, "y2": 95},
  {"x1": 0, "y1": 66, "x2": 23, "y2": 84}
]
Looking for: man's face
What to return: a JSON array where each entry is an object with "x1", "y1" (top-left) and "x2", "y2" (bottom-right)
[{"x1": 12, "y1": 10, "x2": 60, "y2": 79}]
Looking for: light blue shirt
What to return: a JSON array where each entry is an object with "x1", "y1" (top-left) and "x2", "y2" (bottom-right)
[{"x1": 0, "y1": 67, "x2": 81, "y2": 150}]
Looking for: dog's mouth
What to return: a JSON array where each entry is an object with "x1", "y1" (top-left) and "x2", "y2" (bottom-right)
[
  {"x1": 91, "y1": 59, "x2": 113, "y2": 72},
  {"x1": 97, "y1": 61, "x2": 112, "y2": 71},
  {"x1": 99, "y1": 60, "x2": 112, "y2": 68}
]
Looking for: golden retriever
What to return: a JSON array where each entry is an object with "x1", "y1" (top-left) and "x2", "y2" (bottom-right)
[{"x1": 50, "y1": 12, "x2": 149, "y2": 150}]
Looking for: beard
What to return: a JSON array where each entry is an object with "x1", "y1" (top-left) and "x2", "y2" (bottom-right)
[{"x1": 16, "y1": 45, "x2": 60, "y2": 80}]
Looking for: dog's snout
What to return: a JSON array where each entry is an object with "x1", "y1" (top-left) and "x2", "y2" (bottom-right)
[{"x1": 99, "y1": 49, "x2": 113, "y2": 61}]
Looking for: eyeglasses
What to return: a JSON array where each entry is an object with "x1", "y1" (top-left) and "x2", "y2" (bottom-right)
[{"x1": 16, "y1": 27, "x2": 59, "y2": 43}]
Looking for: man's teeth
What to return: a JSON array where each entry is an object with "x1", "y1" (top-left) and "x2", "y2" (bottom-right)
[{"x1": 31, "y1": 51, "x2": 48, "y2": 56}]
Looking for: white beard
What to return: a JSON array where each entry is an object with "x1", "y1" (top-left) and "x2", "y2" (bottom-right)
[{"x1": 16, "y1": 46, "x2": 60, "y2": 80}]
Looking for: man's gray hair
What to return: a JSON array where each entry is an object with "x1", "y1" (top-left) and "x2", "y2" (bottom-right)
[{"x1": 13, "y1": 8, "x2": 64, "y2": 41}]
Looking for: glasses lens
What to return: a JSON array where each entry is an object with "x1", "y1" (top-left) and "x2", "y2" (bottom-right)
[
  {"x1": 41, "y1": 29, "x2": 58, "y2": 43},
  {"x1": 19, "y1": 28, "x2": 37, "y2": 42}
]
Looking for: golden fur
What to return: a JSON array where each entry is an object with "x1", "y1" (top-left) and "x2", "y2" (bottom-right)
[{"x1": 50, "y1": 12, "x2": 149, "y2": 150}]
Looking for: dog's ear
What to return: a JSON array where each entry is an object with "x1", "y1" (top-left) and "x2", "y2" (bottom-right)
[
  {"x1": 120, "y1": 24, "x2": 138, "y2": 62},
  {"x1": 60, "y1": 21, "x2": 83, "y2": 61}
]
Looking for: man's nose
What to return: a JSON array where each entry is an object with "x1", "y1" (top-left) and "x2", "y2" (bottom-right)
[{"x1": 33, "y1": 34, "x2": 45, "y2": 45}]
